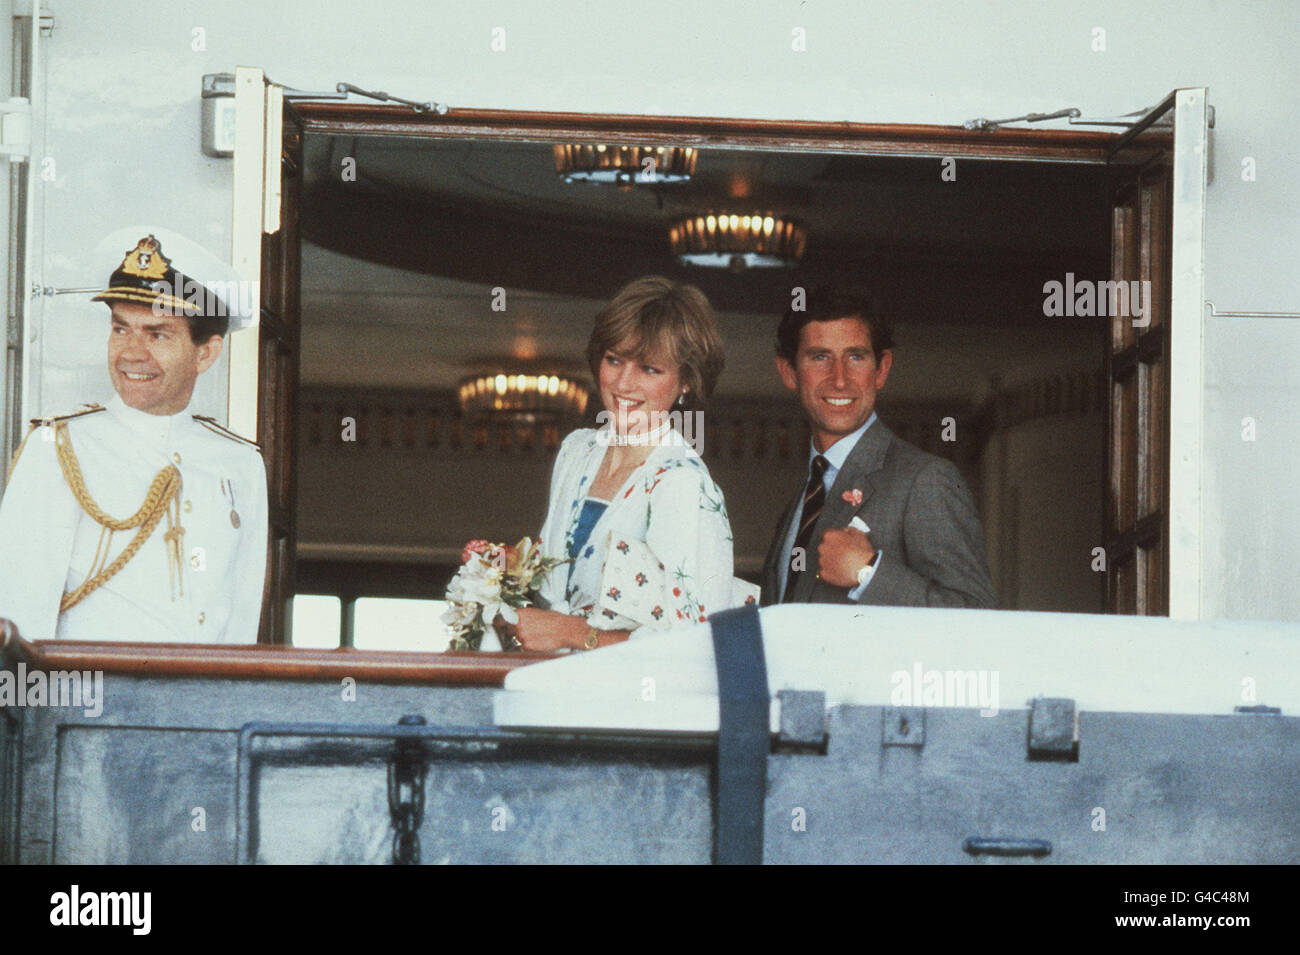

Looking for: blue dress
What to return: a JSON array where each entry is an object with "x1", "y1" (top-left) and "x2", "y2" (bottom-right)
[{"x1": 568, "y1": 497, "x2": 609, "y2": 585}]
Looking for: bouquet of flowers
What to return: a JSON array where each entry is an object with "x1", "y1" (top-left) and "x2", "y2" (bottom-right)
[{"x1": 442, "y1": 538, "x2": 568, "y2": 651}]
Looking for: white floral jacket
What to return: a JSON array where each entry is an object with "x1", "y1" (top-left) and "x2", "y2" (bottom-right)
[{"x1": 536, "y1": 427, "x2": 741, "y2": 633}]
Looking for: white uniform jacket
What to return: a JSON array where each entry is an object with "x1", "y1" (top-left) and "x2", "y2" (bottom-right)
[{"x1": 0, "y1": 395, "x2": 268, "y2": 642}]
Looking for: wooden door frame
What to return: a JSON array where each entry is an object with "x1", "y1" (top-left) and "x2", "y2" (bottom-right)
[
  {"x1": 289, "y1": 102, "x2": 1137, "y2": 162},
  {"x1": 235, "y1": 99, "x2": 1203, "y2": 630},
  {"x1": 230, "y1": 68, "x2": 302, "y2": 643}
]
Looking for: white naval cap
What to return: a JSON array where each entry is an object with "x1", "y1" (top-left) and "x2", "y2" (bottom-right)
[{"x1": 91, "y1": 225, "x2": 257, "y2": 331}]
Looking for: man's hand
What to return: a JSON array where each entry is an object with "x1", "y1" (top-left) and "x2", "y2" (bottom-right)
[
  {"x1": 817, "y1": 526, "x2": 876, "y2": 588},
  {"x1": 494, "y1": 607, "x2": 590, "y2": 651}
]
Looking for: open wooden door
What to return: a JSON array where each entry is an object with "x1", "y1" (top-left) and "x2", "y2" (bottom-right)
[
  {"x1": 1105, "y1": 89, "x2": 1209, "y2": 618},
  {"x1": 231, "y1": 68, "x2": 302, "y2": 644}
]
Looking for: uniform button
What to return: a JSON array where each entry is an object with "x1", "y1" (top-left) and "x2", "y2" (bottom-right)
[
  {"x1": 198, "y1": 612, "x2": 205, "y2": 625},
  {"x1": 183, "y1": 500, "x2": 193, "y2": 513},
  {"x1": 172, "y1": 452, "x2": 182, "y2": 465}
]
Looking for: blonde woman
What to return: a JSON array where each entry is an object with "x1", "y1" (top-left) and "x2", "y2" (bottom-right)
[{"x1": 497, "y1": 277, "x2": 744, "y2": 651}]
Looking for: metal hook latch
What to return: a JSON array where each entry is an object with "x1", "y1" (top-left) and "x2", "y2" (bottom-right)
[
  {"x1": 963, "y1": 108, "x2": 1081, "y2": 132},
  {"x1": 335, "y1": 83, "x2": 448, "y2": 115}
]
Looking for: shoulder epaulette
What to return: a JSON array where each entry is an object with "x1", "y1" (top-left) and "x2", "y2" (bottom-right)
[
  {"x1": 8, "y1": 405, "x2": 104, "y2": 483},
  {"x1": 192, "y1": 415, "x2": 261, "y2": 451},
  {"x1": 28, "y1": 404, "x2": 105, "y2": 428}
]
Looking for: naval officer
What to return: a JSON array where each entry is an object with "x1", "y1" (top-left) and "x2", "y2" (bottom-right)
[{"x1": 0, "y1": 233, "x2": 267, "y2": 642}]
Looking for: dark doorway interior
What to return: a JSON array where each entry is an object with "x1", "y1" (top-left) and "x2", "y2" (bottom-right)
[{"x1": 288, "y1": 131, "x2": 1112, "y2": 646}]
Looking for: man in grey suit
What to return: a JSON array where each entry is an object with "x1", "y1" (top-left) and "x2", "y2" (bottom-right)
[{"x1": 761, "y1": 289, "x2": 996, "y2": 608}]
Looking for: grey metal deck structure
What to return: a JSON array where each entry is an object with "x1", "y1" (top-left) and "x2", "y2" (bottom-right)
[{"x1": 3, "y1": 607, "x2": 1298, "y2": 864}]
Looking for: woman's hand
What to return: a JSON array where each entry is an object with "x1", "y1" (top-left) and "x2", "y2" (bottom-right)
[{"x1": 495, "y1": 607, "x2": 591, "y2": 652}]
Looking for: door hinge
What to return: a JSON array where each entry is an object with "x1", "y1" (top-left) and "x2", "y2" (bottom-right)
[
  {"x1": 0, "y1": 99, "x2": 31, "y2": 162},
  {"x1": 777, "y1": 689, "x2": 827, "y2": 748},
  {"x1": 882, "y1": 706, "x2": 925, "y2": 747},
  {"x1": 1027, "y1": 696, "x2": 1078, "y2": 761},
  {"x1": 15, "y1": 13, "x2": 54, "y2": 36}
]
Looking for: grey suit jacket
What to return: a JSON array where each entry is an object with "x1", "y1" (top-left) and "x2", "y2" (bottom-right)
[{"x1": 761, "y1": 420, "x2": 996, "y2": 608}]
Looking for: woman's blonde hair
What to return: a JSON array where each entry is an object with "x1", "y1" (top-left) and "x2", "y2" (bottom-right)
[{"x1": 586, "y1": 276, "x2": 724, "y2": 411}]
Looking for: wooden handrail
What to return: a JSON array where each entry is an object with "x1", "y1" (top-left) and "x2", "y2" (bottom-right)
[
  {"x1": 0, "y1": 618, "x2": 36, "y2": 665},
  {"x1": 1, "y1": 620, "x2": 554, "y2": 687}
]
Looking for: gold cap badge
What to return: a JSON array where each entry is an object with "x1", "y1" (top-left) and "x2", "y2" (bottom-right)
[{"x1": 118, "y1": 235, "x2": 171, "y2": 281}]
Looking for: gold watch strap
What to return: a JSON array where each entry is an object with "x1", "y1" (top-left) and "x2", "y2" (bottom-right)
[{"x1": 583, "y1": 626, "x2": 600, "y2": 650}]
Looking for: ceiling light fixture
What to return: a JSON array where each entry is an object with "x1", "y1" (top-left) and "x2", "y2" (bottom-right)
[
  {"x1": 554, "y1": 144, "x2": 697, "y2": 184},
  {"x1": 458, "y1": 370, "x2": 590, "y2": 420},
  {"x1": 669, "y1": 212, "x2": 807, "y2": 270}
]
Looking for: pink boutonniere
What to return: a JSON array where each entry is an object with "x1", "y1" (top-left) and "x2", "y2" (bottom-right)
[{"x1": 842, "y1": 488, "x2": 864, "y2": 507}]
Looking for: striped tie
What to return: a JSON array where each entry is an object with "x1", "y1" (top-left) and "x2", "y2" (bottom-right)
[{"x1": 783, "y1": 454, "x2": 829, "y2": 602}]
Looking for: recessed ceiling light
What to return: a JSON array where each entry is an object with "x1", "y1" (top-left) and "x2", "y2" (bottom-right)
[
  {"x1": 555, "y1": 144, "x2": 697, "y2": 185},
  {"x1": 669, "y1": 213, "x2": 807, "y2": 270}
]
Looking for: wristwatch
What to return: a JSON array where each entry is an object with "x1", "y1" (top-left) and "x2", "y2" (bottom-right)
[
  {"x1": 583, "y1": 626, "x2": 600, "y2": 650},
  {"x1": 856, "y1": 551, "x2": 880, "y2": 588}
]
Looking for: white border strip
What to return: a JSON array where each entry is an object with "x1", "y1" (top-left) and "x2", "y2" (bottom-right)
[
  {"x1": 16, "y1": 1, "x2": 42, "y2": 430},
  {"x1": 227, "y1": 66, "x2": 266, "y2": 439},
  {"x1": 1168, "y1": 88, "x2": 1209, "y2": 620}
]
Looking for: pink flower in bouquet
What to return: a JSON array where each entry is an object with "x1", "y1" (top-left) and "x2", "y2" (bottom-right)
[
  {"x1": 461, "y1": 539, "x2": 491, "y2": 564},
  {"x1": 842, "y1": 488, "x2": 864, "y2": 507}
]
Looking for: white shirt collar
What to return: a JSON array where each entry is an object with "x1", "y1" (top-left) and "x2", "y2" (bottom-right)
[
  {"x1": 106, "y1": 394, "x2": 196, "y2": 444},
  {"x1": 809, "y1": 411, "x2": 877, "y2": 474}
]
